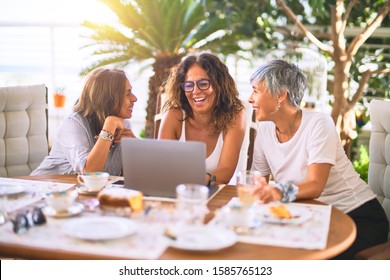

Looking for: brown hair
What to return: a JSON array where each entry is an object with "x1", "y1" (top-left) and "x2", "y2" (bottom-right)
[
  {"x1": 163, "y1": 53, "x2": 244, "y2": 134},
  {"x1": 74, "y1": 68, "x2": 128, "y2": 136}
]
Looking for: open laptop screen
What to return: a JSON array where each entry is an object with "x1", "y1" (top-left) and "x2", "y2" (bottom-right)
[{"x1": 121, "y1": 138, "x2": 210, "y2": 198}]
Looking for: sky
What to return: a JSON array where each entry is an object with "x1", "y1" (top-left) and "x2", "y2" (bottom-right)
[
  {"x1": 0, "y1": 0, "x2": 116, "y2": 24},
  {"x1": 0, "y1": 0, "x2": 256, "y2": 140}
]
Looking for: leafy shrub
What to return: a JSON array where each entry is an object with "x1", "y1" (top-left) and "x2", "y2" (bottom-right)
[{"x1": 353, "y1": 145, "x2": 369, "y2": 183}]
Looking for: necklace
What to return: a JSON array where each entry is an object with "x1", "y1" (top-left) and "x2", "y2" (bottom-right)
[{"x1": 276, "y1": 108, "x2": 301, "y2": 141}]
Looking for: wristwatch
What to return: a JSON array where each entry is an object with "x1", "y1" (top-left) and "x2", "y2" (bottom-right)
[{"x1": 207, "y1": 172, "x2": 216, "y2": 187}]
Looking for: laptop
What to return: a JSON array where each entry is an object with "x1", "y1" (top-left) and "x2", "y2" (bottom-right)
[{"x1": 120, "y1": 138, "x2": 220, "y2": 200}]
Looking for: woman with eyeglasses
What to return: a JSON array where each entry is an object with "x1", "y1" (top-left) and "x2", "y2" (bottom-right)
[
  {"x1": 159, "y1": 53, "x2": 246, "y2": 186},
  {"x1": 31, "y1": 67, "x2": 138, "y2": 176}
]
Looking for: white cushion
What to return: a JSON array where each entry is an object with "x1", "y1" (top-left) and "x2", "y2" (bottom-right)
[
  {"x1": 0, "y1": 84, "x2": 48, "y2": 177},
  {"x1": 368, "y1": 99, "x2": 390, "y2": 240}
]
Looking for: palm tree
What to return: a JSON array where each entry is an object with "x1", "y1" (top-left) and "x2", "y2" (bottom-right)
[{"x1": 81, "y1": 0, "x2": 241, "y2": 138}]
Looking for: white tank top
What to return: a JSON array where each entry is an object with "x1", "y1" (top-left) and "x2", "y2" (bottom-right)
[{"x1": 178, "y1": 112, "x2": 223, "y2": 173}]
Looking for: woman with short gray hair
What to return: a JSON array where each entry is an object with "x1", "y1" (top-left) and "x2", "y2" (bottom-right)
[{"x1": 249, "y1": 59, "x2": 388, "y2": 259}]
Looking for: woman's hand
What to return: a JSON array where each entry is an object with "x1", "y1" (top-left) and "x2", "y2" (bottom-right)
[
  {"x1": 252, "y1": 184, "x2": 283, "y2": 204},
  {"x1": 113, "y1": 127, "x2": 136, "y2": 144},
  {"x1": 102, "y1": 116, "x2": 125, "y2": 133},
  {"x1": 102, "y1": 116, "x2": 136, "y2": 144}
]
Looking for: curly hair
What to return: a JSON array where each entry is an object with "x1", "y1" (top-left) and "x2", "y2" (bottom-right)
[
  {"x1": 163, "y1": 53, "x2": 244, "y2": 134},
  {"x1": 74, "y1": 68, "x2": 129, "y2": 136}
]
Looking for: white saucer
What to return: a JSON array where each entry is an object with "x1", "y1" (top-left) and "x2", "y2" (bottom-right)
[
  {"x1": 43, "y1": 203, "x2": 84, "y2": 218},
  {"x1": 77, "y1": 184, "x2": 109, "y2": 195}
]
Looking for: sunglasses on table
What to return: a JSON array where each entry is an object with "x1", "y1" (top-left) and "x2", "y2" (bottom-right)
[
  {"x1": 11, "y1": 207, "x2": 46, "y2": 234},
  {"x1": 180, "y1": 79, "x2": 211, "y2": 93}
]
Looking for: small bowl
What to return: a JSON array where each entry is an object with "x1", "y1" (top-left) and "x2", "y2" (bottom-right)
[{"x1": 45, "y1": 190, "x2": 78, "y2": 212}]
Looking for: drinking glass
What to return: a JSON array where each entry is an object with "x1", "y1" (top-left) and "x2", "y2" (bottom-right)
[
  {"x1": 236, "y1": 170, "x2": 262, "y2": 207},
  {"x1": 175, "y1": 184, "x2": 209, "y2": 225}
]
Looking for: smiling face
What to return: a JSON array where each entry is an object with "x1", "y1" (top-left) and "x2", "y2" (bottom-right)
[
  {"x1": 248, "y1": 81, "x2": 279, "y2": 121},
  {"x1": 118, "y1": 79, "x2": 137, "y2": 119},
  {"x1": 184, "y1": 64, "x2": 215, "y2": 114}
]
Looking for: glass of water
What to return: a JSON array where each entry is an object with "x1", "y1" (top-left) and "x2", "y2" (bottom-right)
[
  {"x1": 175, "y1": 184, "x2": 209, "y2": 225},
  {"x1": 236, "y1": 170, "x2": 262, "y2": 207}
]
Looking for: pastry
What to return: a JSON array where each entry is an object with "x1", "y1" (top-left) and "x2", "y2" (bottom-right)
[
  {"x1": 269, "y1": 204, "x2": 291, "y2": 219},
  {"x1": 97, "y1": 188, "x2": 143, "y2": 211}
]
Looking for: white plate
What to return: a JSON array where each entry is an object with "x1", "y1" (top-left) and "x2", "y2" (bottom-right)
[
  {"x1": 260, "y1": 204, "x2": 312, "y2": 225},
  {"x1": 43, "y1": 203, "x2": 84, "y2": 218},
  {"x1": 0, "y1": 184, "x2": 25, "y2": 196},
  {"x1": 170, "y1": 225, "x2": 237, "y2": 251},
  {"x1": 62, "y1": 216, "x2": 137, "y2": 241}
]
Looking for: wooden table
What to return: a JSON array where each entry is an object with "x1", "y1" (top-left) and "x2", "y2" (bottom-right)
[{"x1": 0, "y1": 175, "x2": 356, "y2": 260}]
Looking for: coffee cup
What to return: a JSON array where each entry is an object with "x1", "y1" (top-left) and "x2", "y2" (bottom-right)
[
  {"x1": 77, "y1": 172, "x2": 109, "y2": 191},
  {"x1": 45, "y1": 190, "x2": 78, "y2": 212}
]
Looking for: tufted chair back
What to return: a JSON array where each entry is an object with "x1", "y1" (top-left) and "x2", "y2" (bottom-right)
[
  {"x1": 0, "y1": 84, "x2": 48, "y2": 177},
  {"x1": 368, "y1": 99, "x2": 390, "y2": 240}
]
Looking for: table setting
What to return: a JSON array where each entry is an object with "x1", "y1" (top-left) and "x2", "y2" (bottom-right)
[
  {"x1": 0, "y1": 177, "x2": 170, "y2": 259},
  {"x1": 0, "y1": 175, "x2": 337, "y2": 259},
  {"x1": 0, "y1": 178, "x2": 237, "y2": 259},
  {"x1": 210, "y1": 197, "x2": 331, "y2": 250}
]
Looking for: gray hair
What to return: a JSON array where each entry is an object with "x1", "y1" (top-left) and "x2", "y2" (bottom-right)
[{"x1": 250, "y1": 59, "x2": 307, "y2": 107}]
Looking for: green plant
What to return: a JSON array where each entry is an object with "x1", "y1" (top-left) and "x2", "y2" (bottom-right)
[{"x1": 353, "y1": 145, "x2": 369, "y2": 183}]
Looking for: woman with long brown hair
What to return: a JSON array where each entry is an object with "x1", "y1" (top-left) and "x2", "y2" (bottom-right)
[{"x1": 31, "y1": 67, "x2": 137, "y2": 176}]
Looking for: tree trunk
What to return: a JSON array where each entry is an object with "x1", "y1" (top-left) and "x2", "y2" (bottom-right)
[
  {"x1": 330, "y1": 51, "x2": 357, "y2": 158},
  {"x1": 144, "y1": 55, "x2": 182, "y2": 138}
]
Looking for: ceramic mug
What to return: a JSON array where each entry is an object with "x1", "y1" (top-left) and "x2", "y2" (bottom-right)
[{"x1": 77, "y1": 172, "x2": 109, "y2": 191}]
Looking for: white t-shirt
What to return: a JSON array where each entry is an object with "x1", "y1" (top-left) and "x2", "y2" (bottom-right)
[{"x1": 252, "y1": 109, "x2": 375, "y2": 213}]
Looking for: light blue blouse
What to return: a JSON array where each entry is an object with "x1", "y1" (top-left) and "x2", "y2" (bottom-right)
[{"x1": 30, "y1": 112, "x2": 131, "y2": 176}]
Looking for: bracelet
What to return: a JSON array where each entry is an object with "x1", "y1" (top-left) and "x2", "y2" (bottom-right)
[
  {"x1": 99, "y1": 130, "x2": 114, "y2": 142},
  {"x1": 275, "y1": 181, "x2": 298, "y2": 203}
]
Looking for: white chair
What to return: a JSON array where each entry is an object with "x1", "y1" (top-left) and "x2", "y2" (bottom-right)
[
  {"x1": 227, "y1": 100, "x2": 257, "y2": 185},
  {"x1": 0, "y1": 84, "x2": 48, "y2": 177},
  {"x1": 368, "y1": 99, "x2": 390, "y2": 240},
  {"x1": 355, "y1": 98, "x2": 390, "y2": 259},
  {"x1": 238, "y1": 100, "x2": 256, "y2": 172},
  {"x1": 154, "y1": 92, "x2": 166, "y2": 138}
]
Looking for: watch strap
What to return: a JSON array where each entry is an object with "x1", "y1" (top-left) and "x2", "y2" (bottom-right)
[{"x1": 206, "y1": 172, "x2": 216, "y2": 187}]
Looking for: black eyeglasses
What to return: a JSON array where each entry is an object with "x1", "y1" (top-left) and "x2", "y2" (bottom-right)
[
  {"x1": 180, "y1": 79, "x2": 211, "y2": 92},
  {"x1": 12, "y1": 207, "x2": 46, "y2": 234}
]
